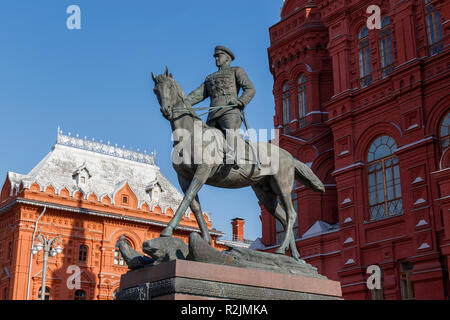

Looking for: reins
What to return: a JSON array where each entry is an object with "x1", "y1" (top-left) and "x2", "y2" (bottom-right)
[
  {"x1": 164, "y1": 78, "x2": 238, "y2": 118},
  {"x1": 171, "y1": 104, "x2": 238, "y2": 117},
  {"x1": 159, "y1": 76, "x2": 261, "y2": 170}
]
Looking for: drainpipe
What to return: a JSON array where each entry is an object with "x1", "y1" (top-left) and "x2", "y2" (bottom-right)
[{"x1": 26, "y1": 206, "x2": 46, "y2": 300}]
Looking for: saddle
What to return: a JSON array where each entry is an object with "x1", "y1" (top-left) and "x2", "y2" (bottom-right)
[{"x1": 205, "y1": 127, "x2": 259, "y2": 168}]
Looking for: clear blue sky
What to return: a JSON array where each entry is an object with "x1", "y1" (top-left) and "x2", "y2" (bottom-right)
[{"x1": 0, "y1": 0, "x2": 284, "y2": 241}]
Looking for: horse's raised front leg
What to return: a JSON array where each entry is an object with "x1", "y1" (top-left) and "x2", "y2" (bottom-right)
[
  {"x1": 161, "y1": 165, "x2": 212, "y2": 238},
  {"x1": 176, "y1": 173, "x2": 211, "y2": 244}
]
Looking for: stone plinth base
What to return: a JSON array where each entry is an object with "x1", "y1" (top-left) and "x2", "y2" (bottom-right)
[{"x1": 117, "y1": 259, "x2": 342, "y2": 300}]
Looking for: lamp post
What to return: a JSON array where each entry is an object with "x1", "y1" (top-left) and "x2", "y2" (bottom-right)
[{"x1": 31, "y1": 234, "x2": 63, "y2": 300}]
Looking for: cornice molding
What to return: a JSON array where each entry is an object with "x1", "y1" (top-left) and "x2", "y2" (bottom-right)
[{"x1": 0, "y1": 198, "x2": 224, "y2": 237}]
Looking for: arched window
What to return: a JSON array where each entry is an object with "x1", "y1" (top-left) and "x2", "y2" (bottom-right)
[
  {"x1": 367, "y1": 135, "x2": 403, "y2": 220},
  {"x1": 78, "y1": 245, "x2": 88, "y2": 262},
  {"x1": 114, "y1": 248, "x2": 125, "y2": 266},
  {"x1": 282, "y1": 82, "x2": 291, "y2": 125},
  {"x1": 74, "y1": 289, "x2": 86, "y2": 300},
  {"x1": 425, "y1": 0, "x2": 443, "y2": 55},
  {"x1": 359, "y1": 26, "x2": 372, "y2": 87},
  {"x1": 439, "y1": 111, "x2": 449, "y2": 151},
  {"x1": 38, "y1": 286, "x2": 50, "y2": 300},
  {"x1": 379, "y1": 16, "x2": 394, "y2": 77},
  {"x1": 298, "y1": 74, "x2": 307, "y2": 127}
]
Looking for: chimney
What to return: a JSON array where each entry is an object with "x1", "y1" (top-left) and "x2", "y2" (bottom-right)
[{"x1": 231, "y1": 218, "x2": 245, "y2": 242}]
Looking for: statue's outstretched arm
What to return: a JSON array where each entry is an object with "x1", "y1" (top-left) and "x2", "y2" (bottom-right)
[{"x1": 187, "y1": 83, "x2": 208, "y2": 106}]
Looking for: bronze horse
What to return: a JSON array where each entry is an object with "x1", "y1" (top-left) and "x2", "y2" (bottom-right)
[{"x1": 152, "y1": 68, "x2": 325, "y2": 260}]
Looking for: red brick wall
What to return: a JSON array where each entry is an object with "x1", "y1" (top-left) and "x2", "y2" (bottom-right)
[{"x1": 263, "y1": 0, "x2": 450, "y2": 300}]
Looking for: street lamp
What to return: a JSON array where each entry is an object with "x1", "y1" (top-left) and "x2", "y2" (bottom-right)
[{"x1": 31, "y1": 234, "x2": 63, "y2": 300}]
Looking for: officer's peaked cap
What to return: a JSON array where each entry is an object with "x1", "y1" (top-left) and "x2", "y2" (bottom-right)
[{"x1": 214, "y1": 46, "x2": 235, "y2": 61}]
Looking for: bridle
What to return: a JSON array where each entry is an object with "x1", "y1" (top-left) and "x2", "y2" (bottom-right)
[{"x1": 156, "y1": 76, "x2": 238, "y2": 120}]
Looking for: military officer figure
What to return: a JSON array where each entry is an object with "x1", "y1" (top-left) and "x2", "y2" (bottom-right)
[{"x1": 187, "y1": 46, "x2": 256, "y2": 167}]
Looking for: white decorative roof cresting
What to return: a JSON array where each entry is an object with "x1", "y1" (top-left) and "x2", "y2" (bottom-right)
[{"x1": 6, "y1": 128, "x2": 198, "y2": 217}]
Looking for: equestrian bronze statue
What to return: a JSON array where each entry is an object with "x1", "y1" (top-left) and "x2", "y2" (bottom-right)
[{"x1": 151, "y1": 66, "x2": 325, "y2": 261}]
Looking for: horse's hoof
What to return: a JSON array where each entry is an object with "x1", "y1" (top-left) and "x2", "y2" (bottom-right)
[
  {"x1": 160, "y1": 226, "x2": 173, "y2": 237},
  {"x1": 274, "y1": 247, "x2": 285, "y2": 255},
  {"x1": 291, "y1": 253, "x2": 301, "y2": 261}
]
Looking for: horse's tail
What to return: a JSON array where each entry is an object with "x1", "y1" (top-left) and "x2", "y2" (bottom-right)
[{"x1": 294, "y1": 159, "x2": 325, "y2": 193}]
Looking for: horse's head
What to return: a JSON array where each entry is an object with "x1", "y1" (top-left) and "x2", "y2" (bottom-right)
[{"x1": 151, "y1": 67, "x2": 180, "y2": 120}]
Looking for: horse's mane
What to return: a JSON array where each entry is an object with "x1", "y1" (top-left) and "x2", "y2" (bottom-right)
[{"x1": 155, "y1": 74, "x2": 202, "y2": 121}]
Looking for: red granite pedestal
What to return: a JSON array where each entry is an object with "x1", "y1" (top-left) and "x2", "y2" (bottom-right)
[{"x1": 117, "y1": 259, "x2": 342, "y2": 300}]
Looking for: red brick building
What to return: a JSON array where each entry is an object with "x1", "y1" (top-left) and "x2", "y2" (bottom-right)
[
  {"x1": 0, "y1": 129, "x2": 227, "y2": 300},
  {"x1": 258, "y1": 0, "x2": 450, "y2": 299}
]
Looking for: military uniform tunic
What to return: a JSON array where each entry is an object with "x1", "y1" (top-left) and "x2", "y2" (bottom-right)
[{"x1": 187, "y1": 65, "x2": 255, "y2": 130}]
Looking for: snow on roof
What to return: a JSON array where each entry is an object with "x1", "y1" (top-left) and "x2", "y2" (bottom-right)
[{"x1": 302, "y1": 220, "x2": 339, "y2": 238}]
